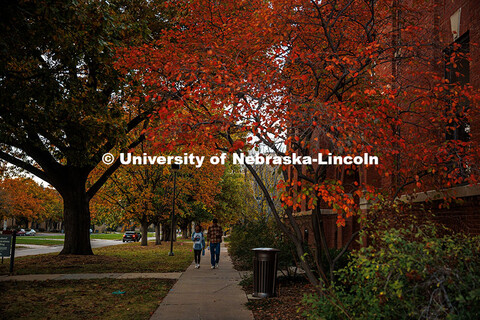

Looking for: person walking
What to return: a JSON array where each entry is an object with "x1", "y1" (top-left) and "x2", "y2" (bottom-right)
[
  {"x1": 207, "y1": 218, "x2": 223, "y2": 269},
  {"x1": 192, "y1": 225, "x2": 205, "y2": 269}
]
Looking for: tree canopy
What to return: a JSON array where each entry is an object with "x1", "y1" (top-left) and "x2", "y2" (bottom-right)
[
  {"x1": 0, "y1": 0, "x2": 175, "y2": 254},
  {"x1": 117, "y1": 0, "x2": 480, "y2": 287}
]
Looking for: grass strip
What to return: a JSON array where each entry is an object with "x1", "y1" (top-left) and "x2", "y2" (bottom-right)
[
  {"x1": 15, "y1": 238, "x2": 64, "y2": 246},
  {"x1": 0, "y1": 278, "x2": 174, "y2": 320},
  {"x1": 90, "y1": 233, "x2": 123, "y2": 240},
  {"x1": 0, "y1": 241, "x2": 193, "y2": 275}
]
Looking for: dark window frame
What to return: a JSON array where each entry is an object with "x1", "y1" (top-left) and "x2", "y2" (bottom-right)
[{"x1": 443, "y1": 31, "x2": 470, "y2": 142}]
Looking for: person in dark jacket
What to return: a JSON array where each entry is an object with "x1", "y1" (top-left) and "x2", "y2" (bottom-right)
[{"x1": 207, "y1": 218, "x2": 223, "y2": 269}]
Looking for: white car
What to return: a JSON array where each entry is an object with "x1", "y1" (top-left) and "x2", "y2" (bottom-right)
[{"x1": 25, "y1": 229, "x2": 36, "y2": 236}]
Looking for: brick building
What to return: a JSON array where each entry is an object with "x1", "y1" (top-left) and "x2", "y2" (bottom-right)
[
  {"x1": 387, "y1": 0, "x2": 480, "y2": 233},
  {"x1": 294, "y1": 0, "x2": 480, "y2": 249}
]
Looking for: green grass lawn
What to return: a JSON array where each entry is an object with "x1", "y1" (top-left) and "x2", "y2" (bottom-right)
[
  {"x1": 0, "y1": 278, "x2": 174, "y2": 320},
  {"x1": 90, "y1": 233, "x2": 123, "y2": 240},
  {"x1": 0, "y1": 241, "x2": 193, "y2": 275},
  {"x1": 33, "y1": 234, "x2": 65, "y2": 239},
  {"x1": 14, "y1": 237, "x2": 64, "y2": 246}
]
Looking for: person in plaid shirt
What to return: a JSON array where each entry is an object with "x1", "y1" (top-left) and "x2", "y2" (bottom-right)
[{"x1": 207, "y1": 218, "x2": 223, "y2": 269}]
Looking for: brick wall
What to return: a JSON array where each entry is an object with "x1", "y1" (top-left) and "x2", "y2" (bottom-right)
[
  {"x1": 295, "y1": 212, "x2": 361, "y2": 250},
  {"x1": 431, "y1": 196, "x2": 480, "y2": 234},
  {"x1": 438, "y1": 0, "x2": 480, "y2": 143}
]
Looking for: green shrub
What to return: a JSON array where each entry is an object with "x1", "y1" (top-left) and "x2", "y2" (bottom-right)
[
  {"x1": 303, "y1": 225, "x2": 480, "y2": 320},
  {"x1": 229, "y1": 220, "x2": 297, "y2": 272},
  {"x1": 319, "y1": 247, "x2": 352, "y2": 281}
]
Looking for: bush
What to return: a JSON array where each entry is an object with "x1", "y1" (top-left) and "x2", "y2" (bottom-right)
[
  {"x1": 303, "y1": 225, "x2": 480, "y2": 320},
  {"x1": 229, "y1": 220, "x2": 297, "y2": 272}
]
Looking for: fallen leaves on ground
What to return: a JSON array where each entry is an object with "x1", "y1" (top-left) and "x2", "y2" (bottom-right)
[{"x1": 245, "y1": 277, "x2": 315, "y2": 320}]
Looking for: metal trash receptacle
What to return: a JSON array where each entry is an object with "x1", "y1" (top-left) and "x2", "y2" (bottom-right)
[{"x1": 252, "y1": 247, "x2": 280, "y2": 298}]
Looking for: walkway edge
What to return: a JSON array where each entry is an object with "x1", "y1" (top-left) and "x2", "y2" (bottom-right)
[{"x1": 150, "y1": 244, "x2": 253, "y2": 320}]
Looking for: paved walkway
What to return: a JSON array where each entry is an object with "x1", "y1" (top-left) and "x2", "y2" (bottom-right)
[
  {"x1": 0, "y1": 272, "x2": 182, "y2": 282},
  {"x1": 150, "y1": 244, "x2": 253, "y2": 320},
  {"x1": 13, "y1": 239, "x2": 126, "y2": 257},
  {"x1": 1, "y1": 243, "x2": 254, "y2": 320}
]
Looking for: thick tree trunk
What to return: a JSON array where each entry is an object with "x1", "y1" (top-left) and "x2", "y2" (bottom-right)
[
  {"x1": 155, "y1": 223, "x2": 161, "y2": 245},
  {"x1": 140, "y1": 219, "x2": 148, "y2": 246},
  {"x1": 162, "y1": 223, "x2": 170, "y2": 241},
  {"x1": 59, "y1": 172, "x2": 93, "y2": 255}
]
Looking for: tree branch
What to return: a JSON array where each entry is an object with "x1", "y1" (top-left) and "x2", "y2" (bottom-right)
[
  {"x1": 86, "y1": 133, "x2": 146, "y2": 200},
  {"x1": 89, "y1": 112, "x2": 150, "y2": 170},
  {"x1": 0, "y1": 150, "x2": 53, "y2": 184}
]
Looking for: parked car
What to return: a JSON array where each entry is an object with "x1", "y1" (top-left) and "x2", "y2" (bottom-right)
[
  {"x1": 123, "y1": 231, "x2": 141, "y2": 242},
  {"x1": 25, "y1": 229, "x2": 36, "y2": 236},
  {"x1": 16, "y1": 229, "x2": 26, "y2": 236}
]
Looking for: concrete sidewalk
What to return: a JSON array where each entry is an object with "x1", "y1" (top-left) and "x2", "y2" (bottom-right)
[
  {"x1": 0, "y1": 272, "x2": 182, "y2": 282},
  {"x1": 13, "y1": 239, "x2": 125, "y2": 257},
  {"x1": 150, "y1": 244, "x2": 253, "y2": 320}
]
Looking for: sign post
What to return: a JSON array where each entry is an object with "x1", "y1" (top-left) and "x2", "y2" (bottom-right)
[{"x1": 0, "y1": 233, "x2": 16, "y2": 274}]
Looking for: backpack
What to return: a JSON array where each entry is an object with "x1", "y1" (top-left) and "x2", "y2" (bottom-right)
[{"x1": 192, "y1": 232, "x2": 204, "y2": 250}]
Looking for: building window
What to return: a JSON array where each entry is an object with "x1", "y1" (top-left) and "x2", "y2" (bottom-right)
[
  {"x1": 443, "y1": 31, "x2": 471, "y2": 182},
  {"x1": 444, "y1": 31, "x2": 470, "y2": 142}
]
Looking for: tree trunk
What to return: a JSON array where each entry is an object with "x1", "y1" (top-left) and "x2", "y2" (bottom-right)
[
  {"x1": 311, "y1": 205, "x2": 330, "y2": 283},
  {"x1": 182, "y1": 226, "x2": 188, "y2": 239},
  {"x1": 162, "y1": 223, "x2": 170, "y2": 241},
  {"x1": 59, "y1": 171, "x2": 93, "y2": 255},
  {"x1": 187, "y1": 222, "x2": 192, "y2": 237},
  {"x1": 140, "y1": 219, "x2": 148, "y2": 246},
  {"x1": 155, "y1": 223, "x2": 161, "y2": 245}
]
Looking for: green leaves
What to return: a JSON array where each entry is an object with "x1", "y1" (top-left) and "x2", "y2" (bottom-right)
[{"x1": 303, "y1": 225, "x2": 480, "y2": 319}]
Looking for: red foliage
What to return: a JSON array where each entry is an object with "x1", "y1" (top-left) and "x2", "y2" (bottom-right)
[{"x1": 116, "y1": 0, "x2": 480, "y2": 226}]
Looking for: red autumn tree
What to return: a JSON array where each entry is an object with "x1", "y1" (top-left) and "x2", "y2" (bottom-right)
[{"x1": 117, "y1": 0, "x2": 479, "y2": 288}]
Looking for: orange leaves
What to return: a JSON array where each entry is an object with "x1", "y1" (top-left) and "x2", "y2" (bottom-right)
[
  {"x1": 229, "y1": 140, "x2": 245, "y2": 152},
  {"x1": 336, "y1": 216, "x2": 346, "y2": 227},
  {"x1": 91, "y1": 142, "x2": 225, "y2": 227},
  {"x1": 300, "y1": 74, "x2": 310, "y2": 82},
  {"x1": 114, "y1": 0, "x2": 480, "y2": 230},
  {"x1": 0, "y1": 178, "x2": 59, "y2": 222}
]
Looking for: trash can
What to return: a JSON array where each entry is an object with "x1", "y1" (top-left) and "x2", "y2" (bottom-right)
[{"x1": 252, "y1": 248, "x2": 280, "y2": 298}]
